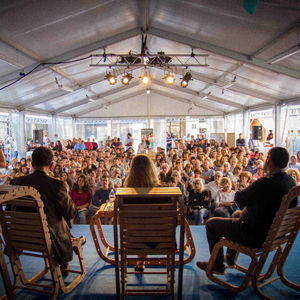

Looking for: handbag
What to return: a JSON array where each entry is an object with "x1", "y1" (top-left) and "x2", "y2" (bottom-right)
[
  {"x1": 228, "y1": 202, "x2": 240, "y2": 214},
  {"x1": 186, "y1": 206, "x2": 193, "y2": 217}
]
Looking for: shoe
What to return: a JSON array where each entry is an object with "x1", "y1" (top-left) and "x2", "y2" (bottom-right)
[
  {"x1": 73, "y1": 236, "x2": 86, "y2": 255},
  {"x1": 79, "y1": 236, "x2": 87, "y2": 247},
  {"x1": 224, "y1": 254, "x2": 236, "y2": 268},
  {"x1": 134, "y1": 262, "x2": 145, "y2": 272},
  {"x1": 60, "y1": 263, "x2": 70, "y2": 276},
  {"x1": 196, "y1": 261, "x2": 225, "y2": 275}
]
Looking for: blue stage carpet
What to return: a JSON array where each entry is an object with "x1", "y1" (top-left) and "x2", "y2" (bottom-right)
[{"x1": 1, "y1": 224, "x2": 300, "y2": 299}]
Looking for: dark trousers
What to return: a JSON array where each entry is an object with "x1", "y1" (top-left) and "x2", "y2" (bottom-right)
[{"x1": 206, "y1": 217, "x2": 261, "y2": 266}]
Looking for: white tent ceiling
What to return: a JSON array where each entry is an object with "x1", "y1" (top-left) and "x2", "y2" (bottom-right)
[{"x1": 0, "y1": 0, "x2": 299, "y2": 119}]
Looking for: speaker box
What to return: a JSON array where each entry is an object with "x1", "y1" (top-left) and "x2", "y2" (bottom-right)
[
  {"x1": 252, "y1": 126, "x2": 262, "y2": 140},
  {"x1": 33, "y1": 130, "x2": 43, "y2": 144}
]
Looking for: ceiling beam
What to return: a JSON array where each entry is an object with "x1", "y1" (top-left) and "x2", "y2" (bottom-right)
[
  {"x1": 139, "y1": 0, "x2": 150, "y2": 32},
  {"x1": 155, "y1": 65, "x2": 278, "y2": 103},
  {"x1": 147, "y1": 27, "x2": 300, "y2": 80},
  {"x1": 76, "y1": 90, "x2": 146, "y2": 117},
  {"x1": 152, "y1": 79, "x2": 244, "y2": 109},
  {"x1": 51, "y1": 99, "x2": 91, "y2": 115},
  {"x1": 0, "y1": 27, "x2": 142, "y2": 86}
]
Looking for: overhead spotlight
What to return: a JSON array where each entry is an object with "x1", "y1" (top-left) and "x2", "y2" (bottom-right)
[
  {"x1": 121, "y1": 73, "x2": 133, "y2": 85},
  {"x1": 164, "y1": 73, "x2": 175, "y2": 85},
  {"x1": 146, "y1": 89, "x2": 151, "y2": 94},
  {"x1": 105, "y1": 72, "x2": 117, "y2": 85},
  {"x1": 141, "y1": 73, "x2": 151, "y2": 84},
  {"x1": 181, "y1": 72, "x2": 192, "y2": 88}
]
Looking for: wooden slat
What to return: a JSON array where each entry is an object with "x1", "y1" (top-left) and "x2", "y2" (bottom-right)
[
  {"x1": 5, "y1": 217, "x2": 41, "y2": 226},
  {"x1": 280, "y1": 217, "x2": 298, "y2": 227},
  {"x1": 7, "y1": 223, "x2": 43, "y2": 232},
  {"x1": 116, "y1": 187, "x2": 182, "y2": 197},
  {"x1": 9, "y1": 230, "x2": 44, "y2": 238},
  {"x1": 122, "y1": 204, "x2": 175, "y2": 211},
  {"x1": 124, "y1": 230, "x2": 173, "y2": 237},
  {"x1": 11, "y1": 241, "x2": 47, "y2": 252},
  {"x1": 123, "y1": 217, "x2": 173, "y2": 224},
  {"x1": 124, "y1": 236, "x2": 173, "y2": 243},
  {"x1": 124, "y1": 248, "x2": 173, "y2": 255},
  {"x1": 5, "y1": 211, "x2": 39, "y2": 219},
  {"x1": 124, "y1": 224, "x2": 174, "y2": 231},
  {"x1": 10, "y1": 235, "x2": 45, "y2": 244}
]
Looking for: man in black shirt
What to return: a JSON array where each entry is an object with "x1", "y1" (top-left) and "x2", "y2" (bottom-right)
[
  {"x1": 236, "y1": 133, "x2": 246, "y2": 147},
  {"x1": 197, "y1": 147, "x2": 296, "y2": 275}
]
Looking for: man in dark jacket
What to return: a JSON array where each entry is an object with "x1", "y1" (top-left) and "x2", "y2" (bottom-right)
[
  {"x1": 11, "y1": 147, "x2": 84, "y2": 273},
  {"x1": 197, "y1": 147, "x2": 297, "y2": 275}
]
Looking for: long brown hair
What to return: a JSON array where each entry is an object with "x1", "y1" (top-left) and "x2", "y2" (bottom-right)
[{"x1": 124, "y1": 154, "x2": 159, "y2": 187}]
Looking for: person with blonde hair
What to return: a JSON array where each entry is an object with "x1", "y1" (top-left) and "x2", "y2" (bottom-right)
[
  {"x1": 286, "y1": 168, "x2": 300, "y2": 185},
  {"x1": 214, "y1": 177, "x2": 237, "y2": 218},
  {"x1": 187, "y1": 178, "x2": 210, "y2": 225},
  {"x1": 236, "y1": 171, "x2": 252, "y2": 191}
]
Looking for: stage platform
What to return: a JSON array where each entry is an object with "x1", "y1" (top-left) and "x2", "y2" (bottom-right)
[{"x1": 1, "y1": 224, "x2": 300, "y2": 299}]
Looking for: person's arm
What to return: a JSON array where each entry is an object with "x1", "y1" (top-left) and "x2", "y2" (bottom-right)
[
  {"x1": 0, "y1": 148, "x2": 5, "y2": 168},
  {"x1": 56, "y1": 182, "x2": 77, "y2": 220}
]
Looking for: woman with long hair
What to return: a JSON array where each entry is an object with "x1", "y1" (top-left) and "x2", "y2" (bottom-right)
[
  {"x1": 54, "y1": 140, "x2": 63, "y2": 152},
  {"x1": 61, "y1": 171, "x2": 73, "y2": 192},
  {"x1": 124, "y1": 154, "x2": 161, "y2": 272},
  {"x1": 70, "y1": 175, "x2": 92, "y2": 224},
  {"x1": 53, "y1": 164, "x2": 62, "y2": 178},
  {"x1": 20, "y1": 164, "x2": 29, "y2": 175}
]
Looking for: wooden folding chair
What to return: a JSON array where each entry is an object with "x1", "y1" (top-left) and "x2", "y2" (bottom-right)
[
  {"x1": 206, "y1": 185, "x2": 300, "y2": 300},
  {"x1": 114, "y1": 187, "x2": 185, "y2": 300},
  {"x1": 0, "y1": 186, "x2": 86, "y2": 300}
]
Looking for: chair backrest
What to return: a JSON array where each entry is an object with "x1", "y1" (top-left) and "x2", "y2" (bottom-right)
[
  {"x1": 116, "y1": 187, "x2": 181, "y2": 256},
  {"x1": 114, "y1": 187, "x2": 185, "y2": 299},
  {"x1": 259, "y1": 185, "x2": 300, "y2": 258},
  {"x1": 0, "y1": 188, "x2": 54, "y2": 262}
]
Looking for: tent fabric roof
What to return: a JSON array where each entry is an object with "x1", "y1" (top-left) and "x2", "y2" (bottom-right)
[{"x1": 0, "y1": 0, "x2": 299, "y2": 119}]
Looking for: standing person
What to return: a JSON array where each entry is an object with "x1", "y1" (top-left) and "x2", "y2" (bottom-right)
[
  {"x1": 70, "y1": 175, "x2": 92, "y2": 224},
  {"x1": 10, "y1": 147, "x2": 86, "y2": 273},
  {"x1": 125, "y1": 133, "x2": 134, "y2": 150},
  {"x1": 166, "y1": 133, "x2": 172, "y2": 153},
  {"x1": 236, "y1": 133, "x2": 246, "y2": 148},
  {"x1": 196, "y1": 147, "x2": 297, "y2": 275}
]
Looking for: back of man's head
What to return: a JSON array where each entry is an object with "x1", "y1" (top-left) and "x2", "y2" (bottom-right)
[
  {"x1": 32, "y1": 147, "x2": 53, "y2": 168},
  {"x1": 268, "y1": 147, "x2": 289, "y2": 169}
]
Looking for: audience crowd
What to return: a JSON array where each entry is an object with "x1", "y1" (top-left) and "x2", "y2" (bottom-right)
[{"x1": 1, "y1": 134, "x2": 300, "y2": 225}]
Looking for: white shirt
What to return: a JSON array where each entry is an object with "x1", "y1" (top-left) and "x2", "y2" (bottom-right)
[
  {"x1": 215, "y1": 190, "x2": 236, "y2": 207},
  {"x1": 204, "y1": 181, "x2": 221, "y2": 200}
]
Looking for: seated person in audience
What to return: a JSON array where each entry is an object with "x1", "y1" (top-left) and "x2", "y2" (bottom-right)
[
  {"x1": 229, "y1": 164, "x2": 243, "y2": 187},
  {"x1": 213, "y1": 177, "x2": 237, "y2": 218},
  {"x1": 222, "y1": 162, "x2": 233, "y2": 178},
  {"x1": 197, "y1": 147, "x2": 297, "y2": 275},
  {"x1": 201, "y1": 160, "x2": 215, "y2": 183},
  {"x1": 61, "y1": 171, "x2": 73, "y2": 191},
  {"x1": 89, "y1": 175, "x2": 115, "y2": 215},
  {"x1": 204, "y1": 171, "x2": 223, "y2": 214},
  {"x1": 236, "y1": 171, "x2": 252, "y2": 191},
  {"x1": 87, "y1": 168, "x2": 97, "y2": 194},
  {"x1": 110, "y1": 168, "x2": 122, "y2": 187},
  {"x1": 159, "y1": 163, "x2": 172, "y2": 185},
  {"x1": 288, "y1": 155, "x2": 300, "y2": 171},
  {"x1": 187, "y1": 178, "x2": 210, "y2": 225},
  {"x1": 286, "y1": 168, "x2": 300, "y2": 186},
  {"x1": 171, "y1": 170, "x2": 186, "y2": 198},
  {"x1": 182, "y1": 163, "x2": 194, "y2": 181},
  {"x1": 70, "y1": 175, "x2": 92, "y2": 224}
]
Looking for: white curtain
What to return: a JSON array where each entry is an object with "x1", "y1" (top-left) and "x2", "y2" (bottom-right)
[{"x1": 10, "y1": 110, "x2": 26, "y2": 159}]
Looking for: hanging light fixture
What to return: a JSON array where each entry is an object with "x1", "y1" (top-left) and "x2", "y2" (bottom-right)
[
  {"x1": 121, "y1": 73, "x2": 133, "y2": 85},
  {"x1": 181, "y1": 72, "x2": 192, "y2": 88},
  {"x1": 141, "y1": 73, "x2": 151, "y2": 84},
  {"x1": 164, "y1": 73, "x2": 175, "y2": 85},
  {"x1": 105, "y1": 72, "x2": 117, "y2": 85}
]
